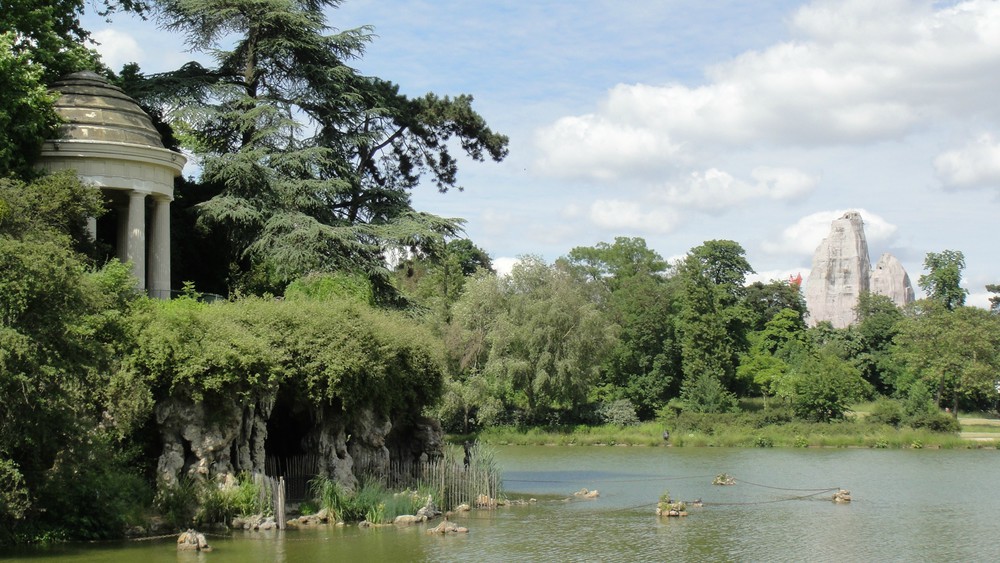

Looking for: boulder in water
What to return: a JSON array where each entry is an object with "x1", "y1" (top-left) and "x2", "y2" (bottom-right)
[
  {"x1": 427, "y1": 519, "x2": 469, "y2": 534},
  {"x1": 833, "y1": 489, "x2": 852, "y2": 503},
  {"x1": 177, "y1": 529, "x2": 211, "y2": 552}
]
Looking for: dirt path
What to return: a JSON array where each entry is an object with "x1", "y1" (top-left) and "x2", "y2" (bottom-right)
[
  {"x1": 959, "y1": 417, "x2": 1000, "y2": 441},
  {"x1": 959, "y1": 417, "x2": 1000, "y2": 426}
]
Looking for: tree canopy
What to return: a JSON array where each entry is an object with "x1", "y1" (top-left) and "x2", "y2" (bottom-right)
[
  {"x1": 127, "y1": 0, "x2": 507, "y2": 297},
  {"x1": 918, "y1": 250, "x2": 967, "y2": 310}
]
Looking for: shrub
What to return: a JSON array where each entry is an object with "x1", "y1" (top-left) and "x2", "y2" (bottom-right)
[
  {"x1": 903, "y1": 381, "x2": 936, "y2": 418},
  {"x1": 792, "y1": 349, "x2": 870, "y2": 422},
  {"x1": 32, "y1": 436, "x2": 153, "y2": 541},
  {"x1": 680, "y1": 372, "x2": 739, "y2": 414},
  {"x1": 0, "y1": 459, "x2": 30, "y2": 533},
  {"x1": 867, "y1": 398, "x2": 904, "y2": 427},
  {"x1": 598, "y1": 399, "x2": 640, "y2": 427},
  {"x1": 759, "y1": 406, "x2": 794, "y2": 426},
  {"x1": 908, "y1": 411, "x2": 960, "y2": 433}
]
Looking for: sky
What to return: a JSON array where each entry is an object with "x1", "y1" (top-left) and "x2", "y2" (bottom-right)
[{"x1": 84, "y1": 0, "x2": 1000, "y2": 307}]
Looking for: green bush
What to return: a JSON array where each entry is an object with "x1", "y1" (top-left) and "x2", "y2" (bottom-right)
[
  {"x1": 754, "y1": 435, "x2": 774, "y2": 448},
  {"x1": 32, "y1": 437, "x2": 153, "y2": 541},
  {"x1": 758, "y1": 406, "x2": 794, "y2": 426},
  {"x1": 868, "y1": 398, "x2": 905, "y2": 427},
  {"x1": 792, "y1": 349, "x2": 871, "y2": 422},
  {"x1": 598, "y1": 399, "x2": 640, "y2": 427},
  {"x1": 124, "y1": 296, "x2": 446, "y2": 422},
  {"x1": 0, "y1": 459, "x2": 30, "y2": 537},
  {"x1": 908, "y1": 411, "x2": 960, "y2": 433}
]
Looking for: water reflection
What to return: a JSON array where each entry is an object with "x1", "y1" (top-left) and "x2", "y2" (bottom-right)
[{"x1": 5, "y1": 447, "x2": 999, "y2": 562}]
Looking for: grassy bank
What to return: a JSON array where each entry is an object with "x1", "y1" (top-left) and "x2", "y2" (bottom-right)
[{"x1": 466, "y1": 417, "x2": 1000, "y2": 450}]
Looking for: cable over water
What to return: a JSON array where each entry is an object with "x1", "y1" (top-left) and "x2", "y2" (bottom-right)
[
  {"x1": 503, "y1": 474, "x2": 716, "y2": 484},
  {"x1": 732, "y1": 478, "x2": 840, "y2": 492},
  {"x1": 504, "y1": 472, "x2": 844, "y2": 512}
]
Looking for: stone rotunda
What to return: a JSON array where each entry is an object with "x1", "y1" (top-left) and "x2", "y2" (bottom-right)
[{"x1": 36, "y1": 71, "x2": 186, "y2": 298}]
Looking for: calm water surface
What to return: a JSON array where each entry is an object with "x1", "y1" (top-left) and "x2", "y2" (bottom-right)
[{"x1": 5, "y1": 446, "x2": 999, "y2": 562}]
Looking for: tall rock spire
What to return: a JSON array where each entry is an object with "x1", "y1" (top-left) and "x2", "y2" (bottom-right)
[
  {"x1": 869, "y1": 253, "x2": 915, "y2": 308},
  {"x1": 804, "y1": 211, "x2": 871, "y2": 328}
]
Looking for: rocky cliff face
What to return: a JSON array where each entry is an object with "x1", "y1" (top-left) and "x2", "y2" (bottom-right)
[
  {"x1": 804, "y1": 212, "x2": 914, "y2": 327},
  {"x1": 155, "y1": 394, "x2": 443, "y2": 490},
  {"x1": 804, "y1": 212, "x2": 871, "y2": 328},
  {"x1": 869, "y1": 253, "x2": 915, "y2": 308}
]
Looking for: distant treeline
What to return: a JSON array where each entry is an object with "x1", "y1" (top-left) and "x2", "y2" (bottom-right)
[{"x1": 403, "y1": 237, "x2": 999, "y2": 433}]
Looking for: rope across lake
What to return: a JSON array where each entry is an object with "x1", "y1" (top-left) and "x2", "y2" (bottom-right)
[
  {"x1": 503, "y1": 472, "x2": 846, "y2": 512},
  {"x1": 503, "y1": 473, "x2": 716, "y2": 484}
]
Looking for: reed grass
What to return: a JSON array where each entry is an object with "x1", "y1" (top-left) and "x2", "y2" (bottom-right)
[{"x1": 310, "y1": 442, "x2": 506, "y2": 523}]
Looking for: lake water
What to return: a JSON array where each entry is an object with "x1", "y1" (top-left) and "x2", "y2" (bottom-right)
[{"x1": 5, "y1": 445, "x2": 999, "y2": 562}]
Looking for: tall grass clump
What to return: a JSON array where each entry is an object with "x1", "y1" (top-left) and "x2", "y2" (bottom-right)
[
  {"x1": 310, "y1": 477, "x2": 423, "y2": 524},
  {"x1": 198, "y1": 473, "x2": 270, "y2": 525},
  {"x1": 433, "y1": 442, "x2": 504, "y2": 509},
  {"x1": 154, "y1": 477, "x2": 199, "y2": 530},
  {"x1": 310, "y1": 477, "x2": 354, "y2": 522}
]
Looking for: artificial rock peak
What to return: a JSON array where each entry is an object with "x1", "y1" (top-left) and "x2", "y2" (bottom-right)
[{"x1": 804, "y1": 211, "x2": 914, "y2": 328}]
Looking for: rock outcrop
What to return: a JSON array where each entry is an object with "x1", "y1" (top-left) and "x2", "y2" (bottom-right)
[
  {"x1": 804, "y1": 212, "x2": 871, "y2": 328},
  {"x1": 804, "y1": 212, "x2": 914, "y2": 327},
  {"x1": 155, "y1": 394, "x2": 443, "y2": 491},
  {"x1": 869, "y1": 253, "x2": 915, "y2": 309}
]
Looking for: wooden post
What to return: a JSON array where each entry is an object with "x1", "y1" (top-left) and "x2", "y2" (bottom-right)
[{"x1": 277, "y1": 477, "x2": 286, "y2": 530}]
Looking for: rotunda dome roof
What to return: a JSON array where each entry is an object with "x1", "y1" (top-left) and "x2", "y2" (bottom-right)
[{"x1": 49, "y1": 71, "x2": 165, "y2": 148}]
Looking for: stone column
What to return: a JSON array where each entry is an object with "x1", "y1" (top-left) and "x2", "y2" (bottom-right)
[
  {"x1": 148, "y1": 195, "x2": 171, "y2": 299},
  {"x1": 127, "y1": 190, "x2": 147, "y2": 291},
  {"x1": 86, "y1": 217, "x2": 97, "y2": 242},
  {"x1": 116, "y1": 205, "x2": 129, "y2": 262}
]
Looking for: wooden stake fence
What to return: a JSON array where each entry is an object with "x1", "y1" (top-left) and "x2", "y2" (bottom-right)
[
  {"x1": 254, "y1": 473, "x2": 287, "y2": 529},
  {"x1": 356, "y1": 456, "x2": 503, "y2": 510},
  {"x1": 264, "y1": 446, "x2": 503, "y2": 518}
]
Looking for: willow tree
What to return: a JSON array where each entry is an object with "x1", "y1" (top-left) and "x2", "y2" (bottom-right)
[
  {"x1": 144, "y1": 0, "x2": 508, "y2": 296},
  {"x1": 450, "y1": 257, "x2": 616, "y2": 423}
]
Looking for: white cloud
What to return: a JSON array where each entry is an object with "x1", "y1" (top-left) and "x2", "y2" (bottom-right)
[
  {"x1": 533, "y1": 112, "x2": 685, "y2": 181},
  {"x1": 535, "y1": 0, "x2": 1000, "y2": 182},
  {"x1": 657, "y1": 166, "x2": 816, "y2": 212},
  {"x1": 762, "y1": 208, "x2": 898, "y2": 256},
  {"x1": 492, "y1": 256, "x2": 518, "y2": 277},
  {"x1": 934, "y1": 133, "x2": 1000, "y2": 189},
  {"x1": 88, "y1": 29, "x2": 144, "y2": 71},
  {"x1": 588, "y1": 199, "x2": 679, "y2": 234}
]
